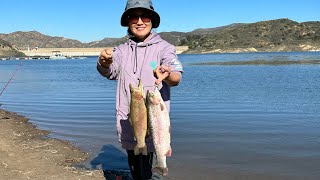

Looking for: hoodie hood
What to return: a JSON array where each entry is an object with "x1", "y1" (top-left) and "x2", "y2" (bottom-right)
[{"x1": 125, "y1": 32, "x2": 163, "y2": 79}]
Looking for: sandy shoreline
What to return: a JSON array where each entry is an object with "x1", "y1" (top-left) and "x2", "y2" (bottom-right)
[{"x1": 0, "y1": 109, "x2": 105, "y2": 180}]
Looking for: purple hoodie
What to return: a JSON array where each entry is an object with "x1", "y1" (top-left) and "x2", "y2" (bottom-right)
[{"x1": 97, "y1": 32, "x2": 183, "y2": 151}]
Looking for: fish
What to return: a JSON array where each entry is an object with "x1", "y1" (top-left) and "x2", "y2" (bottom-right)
[
  {"x1": 129, "y1": 80, "x2": 148, "y2": 155},
  {"x1": 146, "y1": 87, "x2": 172, "y2": 176}
]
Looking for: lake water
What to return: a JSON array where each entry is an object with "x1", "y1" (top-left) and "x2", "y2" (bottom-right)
[{"x1": 1, "y1": 52, "x2": 320, "y2": 180}]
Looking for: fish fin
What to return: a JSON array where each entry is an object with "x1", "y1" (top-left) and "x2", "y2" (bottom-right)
[
  {"x1": 134, "y1": 145, "x2": 148, "y2": 155},
  {"x1": 152, "y1": 167, "x2": 168, "y2": 176},
  {"x1": 160, "y1": 103, "x2": 164, "y2": 111},
  {"x1": 166, "y1": 147, "x2": 172, "y2": 157},
  {"x1": 134, "y1": 145, "x2": 140, "y2": 155},
  {"x1": 142, "y1": 145, "x2": 148, "y2": 155}
]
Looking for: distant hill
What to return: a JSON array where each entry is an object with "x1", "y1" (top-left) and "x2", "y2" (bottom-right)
[
  {"x1": 183, "y1": 18, "x2": 320, "y2": 53},
  {"x1": 1, "y1": 18, "x2": 320, "y2": 54},
  {"x1": 0, "y1": 39, "x2": 25, "y2": 57},
  {"x1": 0, "y1": 31, "x2": 84, "y2": 49},
  {"x1": 84, "y1": 32, "x2": 188, "y2": 47},
  {"x1": 190, "y1": 23, "x2": 247, "y2": 35},
  {"x1": 157, "y1": 31, "x2": 188, "y2": 46},
  {"x1": 85, "y1": 37, "x2": 126, "y2": 47}
]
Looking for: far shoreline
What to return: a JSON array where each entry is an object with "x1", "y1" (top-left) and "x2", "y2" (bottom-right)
[
  {"x1": 1, "y1": 48, "x2": 320, "y2": 60},
  {"x1": 191, "y1": 59, "x2": 320, "y2": 66},
  {"x1": 19, "y1": 46, "x2": 189, "y2": 57}
]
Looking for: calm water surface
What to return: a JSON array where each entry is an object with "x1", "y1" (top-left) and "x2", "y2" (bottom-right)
[{"x1": 1, "y1": 52, "x2": 320, "y2": 179}]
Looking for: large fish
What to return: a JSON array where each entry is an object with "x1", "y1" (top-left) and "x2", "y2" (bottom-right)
[
  {"x1": 146, "y1": 87, "x2": 171, "y2": 176},
  {"x1": 129, "y1": 80, "x2": 148, "y2": 155}
]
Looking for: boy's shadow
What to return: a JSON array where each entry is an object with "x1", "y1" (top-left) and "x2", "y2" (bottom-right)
[{"x1": 90, "y1": 144, "x2": 132, "y2": 180}]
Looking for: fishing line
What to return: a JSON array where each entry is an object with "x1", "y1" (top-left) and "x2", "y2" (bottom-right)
[{"x1": 0, "y1": 60, "x2": 23, "y2": 97}]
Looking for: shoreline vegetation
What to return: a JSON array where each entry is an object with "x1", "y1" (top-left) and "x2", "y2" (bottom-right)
[
  {"x1": 191, "y1": 59, "x2": 320, "y2": 66},
  {"x1": 0, "y1": 109, "x2": 104, "y2": 180}
]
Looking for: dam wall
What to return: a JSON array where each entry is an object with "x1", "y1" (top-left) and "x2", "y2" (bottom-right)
[{"x1": 21, "y1": 46, "x2": 189, "y2": 57}]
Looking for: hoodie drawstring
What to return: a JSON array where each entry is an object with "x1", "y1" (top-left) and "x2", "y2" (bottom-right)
[
  {"x1": 133, "y1": 45, "x2": 138, "y2": 74},
  {"x1": 132, "y1": 43, "x2": 149, "y2": 84},
  {"x1": 139, "y1": 43, "x2": 148, "y2": 80}
]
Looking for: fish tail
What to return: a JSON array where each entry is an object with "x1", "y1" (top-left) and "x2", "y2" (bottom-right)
[
  {"x1": 133, "y1": 145, "x2": 140, "y2": 155},
  {"x1": 152, "y1": 167, "x2": 168, "y2": 176},
  {"x1": 134, "y1": 145, "x2": 148, "y2": 155},
  {"x1": 142, "y1": 145, "x2": 148, "y2": 155}
]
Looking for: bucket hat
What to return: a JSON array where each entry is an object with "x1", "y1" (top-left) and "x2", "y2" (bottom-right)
[{"x1": 120, "y1": 0, "x2": 160, "y2": 28}]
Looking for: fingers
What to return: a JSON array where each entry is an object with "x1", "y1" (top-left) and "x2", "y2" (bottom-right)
[
  {"x1": 100, "y1": 48, "x2": 112, "y2": 58},
  {"x1": 155, "y1": 79, "x2": 162, "y2": 85},
  {"x1": 99, "y1": 48, "x2": 113, "y2": 67},
  {"x1": 154, "y1": 65, "x2": 161, "y2": 73},
  {"x1": 160, "y1": 65, "x2": 171, "y2": 73},
  {"x1": 154, "y1": 65, "x2": 171, "y2": 85},
  {"x1": 154, "y1": 65, "x2": 170, "y2": 74},
  {"x1": 155, "y1": 72, "x2": 170, "y2": 85},
  {"x1": 105, "y1": 48, "x2": 112, "y2": 55}
]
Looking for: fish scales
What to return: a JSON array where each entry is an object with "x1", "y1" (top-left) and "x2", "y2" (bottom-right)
[
  {"x1": 129, "y1": 80, "x2": 148, "y2": 155},
  {"x1": 147, "y1": 87, "x2": 171, "y2": 176}
]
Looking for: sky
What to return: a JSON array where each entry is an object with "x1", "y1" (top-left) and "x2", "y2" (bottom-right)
[{"x1": 1, "y1": 0, "x2": 319, "y2": 43}]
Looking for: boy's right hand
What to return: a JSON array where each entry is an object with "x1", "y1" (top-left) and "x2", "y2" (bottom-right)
[{"x1": 98, "y1": 48, "x2": 113, "y2": 68}]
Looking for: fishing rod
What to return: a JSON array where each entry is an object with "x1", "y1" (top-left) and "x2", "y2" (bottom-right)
[{"x1": 0, "y1": 60, "x2": 23, "y2": 98}]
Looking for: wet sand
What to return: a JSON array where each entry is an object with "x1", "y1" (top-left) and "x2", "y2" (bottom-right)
[{"x1": 0, "y1": 109, "x2": 104, "y2": 180}]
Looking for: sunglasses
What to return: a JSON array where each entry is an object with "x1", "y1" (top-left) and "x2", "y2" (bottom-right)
[{"x1": 127, "y1": 14, "x2": 152, "y2": 24}]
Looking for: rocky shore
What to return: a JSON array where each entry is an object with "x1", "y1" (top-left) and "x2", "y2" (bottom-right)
[{"x1": 0, "y1": 109, "x2": 104, "y2": 180}]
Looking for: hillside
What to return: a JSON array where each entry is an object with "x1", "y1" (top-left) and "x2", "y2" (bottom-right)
[
  {"x1": 183, "y1": 19, "x2": 320, "y2": 53},
  {"x1": 0, "y1": 39, "x2": 25, "y2": 57},
  {"x1": 1, "y1": 18, "x2": 320, "y2": 54},
  {"x1": 0, "y1": 31, "x2": 84, "y2": 49},
  {"x1": 85, "y1": 37, "x2": 126, "y2": 47}
]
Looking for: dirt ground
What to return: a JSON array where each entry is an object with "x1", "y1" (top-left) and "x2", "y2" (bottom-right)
[{"x1": 0, "y1": 109, "x2": 105, "y2": 180}]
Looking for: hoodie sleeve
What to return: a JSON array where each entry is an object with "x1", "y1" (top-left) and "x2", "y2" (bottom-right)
[
  {"x1": 160, "y1": 43, "x2": 184, "y2": 74},
  {"x1": 96, "y1": 46, "x2": 122, "y2": 80}
]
